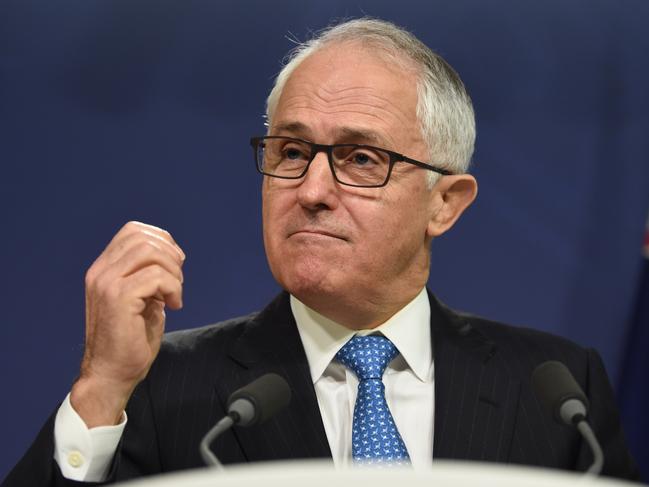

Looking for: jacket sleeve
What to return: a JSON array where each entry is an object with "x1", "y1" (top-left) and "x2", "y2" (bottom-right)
[
  {"x1": 1, "y1": 411, "x2": 106, "y2": 487},
  {"x1": 1, "y1": 378, "x2": 161, "y2": 487},
  {"x1": 577, "y1": 348, "x2": 640, "y2": 480}
]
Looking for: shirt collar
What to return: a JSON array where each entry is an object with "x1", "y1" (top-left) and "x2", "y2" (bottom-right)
[{"x1": 291, "y1": 288, "x2": 432, "y2": 383}]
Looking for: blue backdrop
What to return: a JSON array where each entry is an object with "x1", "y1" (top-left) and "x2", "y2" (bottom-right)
[{"x1": 1, "y1": 0, "x2": 648, "y2": 481}]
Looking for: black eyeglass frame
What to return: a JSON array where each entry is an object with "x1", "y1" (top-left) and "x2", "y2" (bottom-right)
[{"x1": 250, "y1": 135, "x2": 453, "y2": 188}]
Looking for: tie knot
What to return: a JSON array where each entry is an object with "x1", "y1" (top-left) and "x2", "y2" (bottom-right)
[{"x1": 335, "y1": 335, "x2": 399, "y2": 381}]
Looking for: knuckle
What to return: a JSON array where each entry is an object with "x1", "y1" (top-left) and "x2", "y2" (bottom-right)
[
  {"x1": 122, "y1": 221, "x2": 140, "y2": 234},
  {"x1": 172, "y1": 275, "x2": 182, "y2": 290},
  {"x1": 91, "y1": 270, "x2": 109, "y2": 292},
  {"x1": 141, "y1": 239, "x2": 159, "y2": 253},
  {"x1": 137, "y1": 221, "x2": 169, "y2": 236},
  {"x1": 147, "y1": 265, "x2": 165, "y2": 280},
  {"x1": 132, "y1": 240, "x2": 159, "y2": 259},
  {"x1": 93, "y1": 272, "x2": 117, "y2": 297},
  {"x1": 84, "y1": 267, "x2": 96, "y2": 286},
  {"x1": 104, "y1": 280, "x2": 123, "y2": 301}
]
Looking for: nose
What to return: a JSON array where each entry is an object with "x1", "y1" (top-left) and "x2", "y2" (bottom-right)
[{"x1": 295, "y1": 150, "x2": 339, "y2": 211}]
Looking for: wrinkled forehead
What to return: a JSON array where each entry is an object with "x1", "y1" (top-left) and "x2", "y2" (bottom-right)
[
  {"x1": 284, "y1": 40, "x2": 420, "y2": 97},
  {"x1": 271, "y1": 42, "x2": 422, "y2": 145},
  {"x1": 314, "y1": 38, "x2": 420, "y2": 70}
]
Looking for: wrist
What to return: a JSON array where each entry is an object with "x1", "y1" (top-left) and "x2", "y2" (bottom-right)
[{"x1": 70, "y1": 375, "x2": 135, "y2": 428}]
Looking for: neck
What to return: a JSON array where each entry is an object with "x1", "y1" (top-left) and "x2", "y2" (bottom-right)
[
  {"x1": 289, "y1": 247, "x2": 432, "y2": 330},
  {"x1": 295, "y1": 285, "x2": 426, "y2": 330}
]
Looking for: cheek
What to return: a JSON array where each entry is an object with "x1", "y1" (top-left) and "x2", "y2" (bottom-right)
[
  {"x1": 359, "y1": 189, "x2": 431, "y2": 255},
  {"x1": 262, "y1": 200, "x2": 286, "y2": 283},
  {"x1": 261, "y1": 190, "x2": 285, "y2": 260},
  {"x1": 262, "y1": 186, "x2": 307, "y2": 280},
  {"x1": 262, "y1": 184, "x2": 289, "y2": 231}
]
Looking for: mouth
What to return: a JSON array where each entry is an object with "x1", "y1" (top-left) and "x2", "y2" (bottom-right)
[{"x1": 288, "y1": 229, "x2": 348, "y2": 241}]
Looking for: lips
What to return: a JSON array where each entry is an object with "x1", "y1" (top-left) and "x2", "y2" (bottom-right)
[{"x1": 288, "y1": 228, "x2": 348, "y2": 241}]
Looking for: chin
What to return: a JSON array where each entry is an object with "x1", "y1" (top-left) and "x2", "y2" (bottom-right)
[{"x1": 274, "y1": 260, "x2": 339, "y2": 300}]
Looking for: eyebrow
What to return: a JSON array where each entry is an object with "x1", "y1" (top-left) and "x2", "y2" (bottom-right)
[
  {"x1": 271, "y1": 122, "x2": 387, "y2": 147},
  {"x1": 337, "y1": 127, "x2": 384, "y2": 146},
  {"x1": 272, "y1": 121, "x2": 312, "y2": 138}
]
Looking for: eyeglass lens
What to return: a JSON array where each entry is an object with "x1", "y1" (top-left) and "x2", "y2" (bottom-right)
[{"x1": 257, "y1": 137, "x2": 391, "y2": 187}]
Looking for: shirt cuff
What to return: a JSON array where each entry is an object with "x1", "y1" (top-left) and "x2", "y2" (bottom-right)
[{"x1": 53, "y1": 392, "x2": 127, "y2": 481}]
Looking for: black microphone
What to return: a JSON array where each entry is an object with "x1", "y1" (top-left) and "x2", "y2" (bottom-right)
[
  {"x1": 199, "y1": 373, "x2": 291, "y2": 468},
  {"x1": 532, "y1": 361, "x2": 603, "y2": 475}
]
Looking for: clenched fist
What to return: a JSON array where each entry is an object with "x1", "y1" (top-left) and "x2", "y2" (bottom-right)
[{"x1": 70, "y1": 222, "x2": 185, "y2": 427}]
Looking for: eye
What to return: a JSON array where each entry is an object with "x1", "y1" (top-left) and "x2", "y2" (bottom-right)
[
  {"x1": 348, "y1": 149, "x2": 381, "y2": 167},
  {"x1": 353, "y1": 152, "x2": 372, "y2": 165},
  {"x1": 281, "y1": 144, "x2": 309, "y2": 161},
  {"x1": 285, "y1": 147, "x2": 302, "y2": 160}
]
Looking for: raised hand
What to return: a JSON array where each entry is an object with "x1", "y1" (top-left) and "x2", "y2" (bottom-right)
[{"x1": 70, "y1": 222, "x2": 185, "y2": 427}]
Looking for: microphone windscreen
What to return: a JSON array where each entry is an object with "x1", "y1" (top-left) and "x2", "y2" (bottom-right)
[
  {"x1": 532, "y1": 361, "x2": 589, "y2": 424},
  {"x1": 227, "y1": 373, "x2": 291, "y2": 426}
]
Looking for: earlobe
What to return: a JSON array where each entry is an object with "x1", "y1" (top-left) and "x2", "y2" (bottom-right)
[{"x1": 426, "y1": 175, "x2": 478, "y2": 238}]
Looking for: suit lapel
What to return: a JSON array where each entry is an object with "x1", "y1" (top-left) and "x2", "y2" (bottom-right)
[
  {"x1": 214, "y1": 292, "x2": 332, "y2": 462},
  {"x1": 212, "y1": 290, "x2": 519, "y2": 463},
  {"x1": 430, "y1": 291, "x2": 520, "y2": 462}
]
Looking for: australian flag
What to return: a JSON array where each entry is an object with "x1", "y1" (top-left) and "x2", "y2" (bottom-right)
[{"x1": 618, "y1": 216, "x2": 649, "y2": 481}]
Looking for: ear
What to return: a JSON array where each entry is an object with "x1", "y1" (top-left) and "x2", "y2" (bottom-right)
[{"x1": 426, "y1": 174, "x2": 478, "y2": 238}]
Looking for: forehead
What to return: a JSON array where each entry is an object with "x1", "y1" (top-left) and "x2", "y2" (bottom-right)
[{"x1": 271, "y1": 43, "x2": 422, "y2": 150}]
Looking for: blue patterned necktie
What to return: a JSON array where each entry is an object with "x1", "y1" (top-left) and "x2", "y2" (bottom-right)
[{"x1": 336, "y1": 335, "x2": 410, "y2": 465}]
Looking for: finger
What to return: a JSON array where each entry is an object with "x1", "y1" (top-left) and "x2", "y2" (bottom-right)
[
  {"x1": 88, "y1": 223, "x2": 186, "y2": 283},
  {"x1": 121, "y1": 265, "x2": 183, "y2": 311},
  {"x1": 142, "y1": 298, "x2": 166, "y2": 338},
  {"x1": 104, "y1": 229, "x2": 185, "y2": 268},
  {"x1": 108, "y1": 221, "x2": 185, "y2": 260},
  {"x1": 108, "y1": 240, "x2": 184, "y2": 283}
]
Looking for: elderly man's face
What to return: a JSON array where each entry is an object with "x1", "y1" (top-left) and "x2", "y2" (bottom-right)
[{"x1": 262, "y1": 43, "x2": 458, "y2": 328}]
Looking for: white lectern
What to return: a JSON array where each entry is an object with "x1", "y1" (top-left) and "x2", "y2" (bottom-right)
[{"x1": 114, "y1": 460, "x2": 641, "y2": 487}]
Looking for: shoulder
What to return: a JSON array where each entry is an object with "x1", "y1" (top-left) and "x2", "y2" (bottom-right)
[
  {"x1": 431, "y1": 293, "x2": 598, "y2": 383},
  {"x1": 153, "y1": 291, "x2": 291, "y2": 365},
  {"x1": 435, "y1": 300, "x2": 614, "y2": 413},
  {"x1": 431, "y1": 291, "x2": 589, "y2": 356},
  {"x1": 160, "y1": 311, "x2": 259, "y2": 356},
  {"x1": 462, "y1": 310, "x2": 588, "y2": 356}
]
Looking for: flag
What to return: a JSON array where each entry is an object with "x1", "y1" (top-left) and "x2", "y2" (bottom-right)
[{"x1": 618, "y1": 215, "x2": 649, "y2": 481}]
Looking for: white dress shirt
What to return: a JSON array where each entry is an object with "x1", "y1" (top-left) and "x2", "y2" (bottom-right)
[
  {"x1": 53, "y1": 288, "x2": 434, "y2": 480},
  {"x1": 291, "y1": 288, "x2": 434, "y2": 468},
  {"x1": 53, "y1": 394, "x2": 126, "y2": 481}
]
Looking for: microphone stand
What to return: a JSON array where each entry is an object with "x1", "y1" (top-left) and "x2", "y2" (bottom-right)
[
  {"x1": 574, "y1": 418, "x2": 604, "y2": 475},
  {"x1": 199, "y1": 414, "x2": 236, "y2": 469}
]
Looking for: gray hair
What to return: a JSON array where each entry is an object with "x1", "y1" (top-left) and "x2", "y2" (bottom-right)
[{"x1": 265, "y1": 18, "x2": 476, "y2": 182}]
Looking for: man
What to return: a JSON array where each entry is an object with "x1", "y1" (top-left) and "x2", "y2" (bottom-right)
[{"x1": 2, "y1": 18, "x2": 638, "y2": 485}]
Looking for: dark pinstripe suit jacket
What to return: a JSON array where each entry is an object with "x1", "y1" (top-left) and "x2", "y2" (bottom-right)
[{"x1": 3, "y1": 291, "x2": 639, "y2": 486}]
